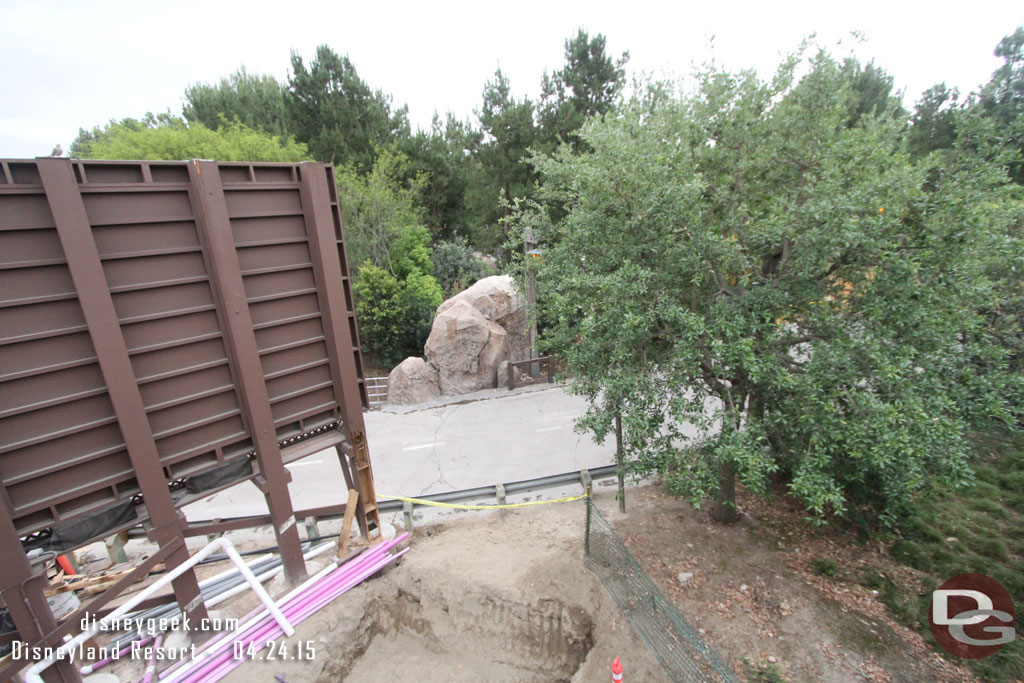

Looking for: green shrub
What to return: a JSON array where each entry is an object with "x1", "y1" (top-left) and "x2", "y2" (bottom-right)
[{"x1": 810, "y1": 557, "x2": 839, "y2": 577}]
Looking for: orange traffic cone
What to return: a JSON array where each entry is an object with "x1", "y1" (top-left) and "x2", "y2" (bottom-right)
[{"x1": 612, "y1": 656, "x2": 623, "y2": 682}]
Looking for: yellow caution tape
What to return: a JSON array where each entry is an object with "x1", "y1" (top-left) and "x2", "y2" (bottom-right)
[{"x1": 378, "y1": 493, "x2": 589, "y2": 510}]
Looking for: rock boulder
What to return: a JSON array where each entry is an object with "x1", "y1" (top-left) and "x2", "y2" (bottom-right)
[
  {"x1": 425, "y1": 300, "x2": 509, "y2": 394},
  {"x1": 436, "y1": 275, "x2": 529, "y2": 362},
  {"x1": 386, "y1": 357, "x2": 441, "y2": 405}
]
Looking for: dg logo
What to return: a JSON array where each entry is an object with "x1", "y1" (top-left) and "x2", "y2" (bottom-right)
[{"x1": 930, "y1": 573, "x2": 1016, "y2": 659}]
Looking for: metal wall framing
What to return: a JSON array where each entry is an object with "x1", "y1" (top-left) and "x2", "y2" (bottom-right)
[{"x1": 0, "y1": 158, "x2": 379, "y2": 682}]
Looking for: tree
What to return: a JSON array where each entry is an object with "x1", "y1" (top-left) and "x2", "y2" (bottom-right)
[
  {"x1": 70, "y1": 113, "x2": 309, "y2": 161},
  {"x1": 838, "y1": 58, "x2": 905, "y2": 127},
  {"x1": 431, "y1": 236, "x2": 485, "y2": 295},
  {"x1": 511, "y1": 51, "x2": 1020, "y2": 527},
  {"x1": 183, "y1": 67, "x2": 290, "y2": 137},
  {"x1": 339, "y1": 148, "x2": 444, "y2": 365},
  {"x1": 469, "y1": 69, "x2": 537, "y2": 250},
  {"x1": 537, "y1": 29, "x2": 629, "y2": 151},
  {"x1": 978, "y1": 26, "x2": 1024, "y2": 184},
  {"x1": 400, "y1": 113, "x2": 477, "y2": 242},
  {"x1": 908, "y1": 83, "x2": 959, "y2": 159},
  {"x1": 286, "y1": 45, "x2": 408, "y2": 170}
]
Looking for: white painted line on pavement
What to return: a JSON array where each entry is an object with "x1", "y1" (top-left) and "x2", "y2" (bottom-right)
[
  {"x1": 402, "y1": 442, "x2": 445, "y2": 451},
  {"x1": 285, "y1": 460, "x2": 323, "y2": 468},
  {"x1": 534, "y1": 426, "x2": 563, "y2": 433}
]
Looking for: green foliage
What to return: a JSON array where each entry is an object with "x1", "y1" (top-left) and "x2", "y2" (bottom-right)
[
  {"x1": 908, "y1": 84, "x2": 959, "y2": 160},
  {"x1": 400, "y1": 113, "x2": 479, "y2": 242},
  {"x1": 510, "y1": 48, "x2": 1021, "y2": 527},
  {"x1": 352, "y1": 264, "x2": 442, "y2": 367},
  {"x1": 879, "y1": 429, "x2": 1024, "y2": 680},
  {"x1": 537, "y1": 29, "x2": 629, "y2": 151},
  {"x1": 71, "y1": 113, "x2": 309, "y2": 161},
  {"x1": 469, "y1": 69, "x2": 537, "y2": 250},
  {"x1": 431, "y1": 237, "x2": 484, "y2": 295},
  {"x1": 286, "y1": 45, "x2": 407, "y2": 170},
  {"x1": 838, "y1": 58, "x2": 905, "y2": 127},
  {"x1": 340, "y1": 147, "x2": 443, "y2": 365},
  {"x1": 810, "y1": 557, "x2": 839, "y2": 577},
  {"x1": 979, "y1": 26, "x2": 1024, "y2": 184},
  {"x1": 183, "y1": 66, "x2": 289, "y2": 137},
  {"x1": 336, "y1": 146, "x2": 429, "y2": 276}
]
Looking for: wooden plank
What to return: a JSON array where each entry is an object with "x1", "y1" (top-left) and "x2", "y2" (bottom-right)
[{"x1": 337, "y1": 489, "x2": 359, "y2": 559}]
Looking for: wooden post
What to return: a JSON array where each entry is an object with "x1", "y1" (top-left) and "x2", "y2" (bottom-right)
[
  {"x1": 403, "y1": 501, "x2": 414, "y2": 534},
  {"x1": 615, "y1": 411, "x2": 625, "y2": 513},
  {"x1": 336, "y1": 490, "x2": 359, "y2": 559}
]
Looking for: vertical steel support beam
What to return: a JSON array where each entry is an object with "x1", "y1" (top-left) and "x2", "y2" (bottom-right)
[
  {"x1": 298, "y1": 163, "x2": 380, "y2": 537},
  {"x1": 187, "y1": 160, "x2": 307, "y2": 584},
  {"x1": 35, "y1": 157, "x2": 210, "y2": 634},
  {"x1": 0, "y1": 510, "x2": 81, "y2": 683}
]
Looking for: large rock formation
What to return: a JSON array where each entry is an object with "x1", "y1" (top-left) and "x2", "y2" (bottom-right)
[
  {"x1": 386, "y1": 357, "x2": 441, "y2": 405},
  {"x1": 436, "y1": 275, "x2": 529, "y2": 363},
  {"x1": 425, "y1": 300, "x2": 508, "y2": 394},
  {"x1": 386, "y1": 275, "x2": 528, "y2": 402}
]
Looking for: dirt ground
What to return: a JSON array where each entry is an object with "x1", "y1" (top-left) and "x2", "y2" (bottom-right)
[{"x1": 95, "y1": 481, "x2": 979, "y2": 682}]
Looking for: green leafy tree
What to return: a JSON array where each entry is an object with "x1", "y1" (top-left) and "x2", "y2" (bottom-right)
[
  {"x1": 340, "y1": 148, "x2": 443, "y2": 364},
  {"x1": 537, "y1": 29, "x2": 629, "y2": 151},
  {"x1": 71, "y1": 113, "x2": 309, "y2": 161},
  {"x1": 286, "y1": 45, "x2": 408, "y2": 170},
  {"x1": 336, "y1": 146, "x2": 429, "y2": 274},
  {"x1": 183, "y1": 66, "x2": 290, "y2": 137},
  {"x1": 511, "y1": 51, "x2": 1020, "y2": 527}
]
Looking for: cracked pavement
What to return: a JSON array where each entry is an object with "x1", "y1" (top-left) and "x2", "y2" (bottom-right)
[{"x1": 183, "y1": 386, "x2": 617, "y2": 521}]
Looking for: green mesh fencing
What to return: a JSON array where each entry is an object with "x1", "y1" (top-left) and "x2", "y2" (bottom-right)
[{"x1": 585, "y1": 497, "x2": 737, "y2": 682}]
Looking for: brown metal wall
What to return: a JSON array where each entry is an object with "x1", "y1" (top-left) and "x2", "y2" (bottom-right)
[{"x1": 0, "y1": 158, "x2": 370, "y2": 538}]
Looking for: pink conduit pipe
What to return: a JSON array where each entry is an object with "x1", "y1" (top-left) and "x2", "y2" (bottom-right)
[
  {"x1": 162, "y1": 538, "x2": 402, "y2": 683},
  {"x1": 192, "y1": 548, "x2": 409, "y2": 683},
  {"x1": 79, "y1": 635, "x2": 156, "y2": 675},
  {"x1": 183, "y1": 551, "x2": 406, "y2": 683},
  {"x1": 163, "y1": 534, "x2": 408, "y2": 683},
  {"x1": 140, "y1": 633, "x2": 165, "y2": 683},
  {"x1": 183, "y1": 543, "x2": 408, "y2": 683}
]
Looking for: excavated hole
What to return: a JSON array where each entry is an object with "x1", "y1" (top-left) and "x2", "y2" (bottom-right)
[{"x1": 322, "y1": 582, "x2": 594, "y2": 682}]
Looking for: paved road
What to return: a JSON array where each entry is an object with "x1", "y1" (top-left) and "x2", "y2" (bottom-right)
[{"x1": 183, "y1": 385, "x2": 617, "y2": 522}]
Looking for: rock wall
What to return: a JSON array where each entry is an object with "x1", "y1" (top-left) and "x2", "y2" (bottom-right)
[{"x1": 386, "y1": 275, "x2": 528, "y2": 405}]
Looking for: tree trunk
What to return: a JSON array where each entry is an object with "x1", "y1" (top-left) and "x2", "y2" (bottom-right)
[{"x1": 710, "y1": 461, "x2": 741, "y2": 523}]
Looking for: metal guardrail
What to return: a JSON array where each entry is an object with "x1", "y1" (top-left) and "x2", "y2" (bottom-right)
[
  {"x1": 585, "y1": 497, "x2": 736, "y2": 682},
  {"x1": 365, "y1": 376, "x2": 389, "y2": 407},
  {"x1": 175, "y1": 465, "x2": 619, "y2": 534}
]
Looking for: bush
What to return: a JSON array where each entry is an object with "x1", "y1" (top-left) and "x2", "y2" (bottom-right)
[
  {"x1": 353, "y1": 264, "x2": 442, "y2": 367},
  {"x1": 431, "y1": 237, "x2": 484, "y2": 295}
]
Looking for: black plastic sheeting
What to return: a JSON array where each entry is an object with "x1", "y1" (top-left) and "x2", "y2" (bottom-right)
[
  {"x1": 22, "y1": 500, "x2": 137, "y2": 552},
  {"x1": 184, "y1": 458, "x2": 253, "y2": 494}
]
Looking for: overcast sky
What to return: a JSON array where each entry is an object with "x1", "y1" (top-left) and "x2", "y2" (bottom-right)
[{"x1": 2, "y1": 1, "x2": 1022, "y2": 159}]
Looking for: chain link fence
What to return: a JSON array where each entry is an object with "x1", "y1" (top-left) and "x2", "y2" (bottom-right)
[{"x1": 585, "y1": 496, "x2": 737, "y2": 682}]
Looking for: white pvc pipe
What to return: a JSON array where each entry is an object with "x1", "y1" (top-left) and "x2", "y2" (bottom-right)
[
  {"x1": 22, "y1": 537, "x2": 294, "y2": 683},
  {"x1": 158, "y1": 554, "x2": 344, "y2": 683},
  {"x1": 203, "y1": 542, "x2": 335, "y2": 611}
]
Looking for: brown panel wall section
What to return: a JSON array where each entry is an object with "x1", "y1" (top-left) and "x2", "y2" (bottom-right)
[{"x1": 0, "y1": 159, "x2": 371, "y2": 538}]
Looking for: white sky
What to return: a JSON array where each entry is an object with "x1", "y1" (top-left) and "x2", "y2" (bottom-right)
[{"x1": 2, "y1": 0, "x2": 1022, "y2": 159}]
